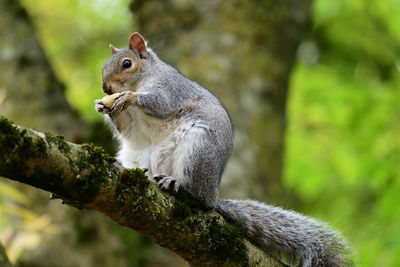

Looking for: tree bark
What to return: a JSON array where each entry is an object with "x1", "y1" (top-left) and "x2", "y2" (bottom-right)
[
  {"x1": 0, "y1": 0, "x2": 86, "y2": 140},
  {"x1": 129, "y1": 0, "x2": 312, "y2": 203},
  {"x1": 0, "y1": 116, "x2": 285, "y2": 267}
]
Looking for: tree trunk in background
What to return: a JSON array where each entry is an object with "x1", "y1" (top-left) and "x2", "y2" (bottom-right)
[
  {"x1": 0, "y1": 1, "x2": 129, "y2": 267},
  {"x1": 0, "y1": 0, "x2": 312, "y2": 265},
  {"x1": 130, "y1": 0, "x2": 312, "y2": 203},
  {"x1": 0, "y1": 0, "x2": 86, "y2": 139}
]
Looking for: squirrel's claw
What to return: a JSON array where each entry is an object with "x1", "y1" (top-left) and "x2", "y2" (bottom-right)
[
  {"x1": 172, "y1": 180, "x2": 181, "y2": 193},
  {"x1": 111, "y1": 98, "x2": 127, "y2": 113},
  {"x1": 111, "y1": 91, "x2": 137, "y2": 114},
  {"x1": 154, "y1": 175, "x2": 181, "y2": 193},
  {"x1": 153, "y1": 173, "x2": 167, "y2": 182}
]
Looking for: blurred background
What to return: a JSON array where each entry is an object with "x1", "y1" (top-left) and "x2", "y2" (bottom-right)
[{"x1": 0, "y1": 0, "x2": 399, "y2": 266}]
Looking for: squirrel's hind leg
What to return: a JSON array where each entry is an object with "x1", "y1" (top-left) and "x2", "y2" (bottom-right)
[
  {"x1": 150, "y1": 122, "x2": 226, "y2": 208},
  {"x1": 173, "y1": 125, "x2": 222, "y2": 207}
]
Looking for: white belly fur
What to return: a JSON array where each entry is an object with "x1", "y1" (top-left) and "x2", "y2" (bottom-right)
[{"x1": 114, "y1": 106, "x2": 208, "y2": 183}]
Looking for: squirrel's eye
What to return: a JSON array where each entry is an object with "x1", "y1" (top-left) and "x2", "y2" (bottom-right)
[{"x1": 122, "y1": 59, "x2": 132, "y2": 69}]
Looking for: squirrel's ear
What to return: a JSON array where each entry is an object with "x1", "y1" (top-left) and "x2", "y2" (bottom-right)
[
  {"x1": 129, "y1": 32, "x2": 147, "y2": 59},
  {"x1": 109, "y1": 44, "x2": 119, "y2": 54}
]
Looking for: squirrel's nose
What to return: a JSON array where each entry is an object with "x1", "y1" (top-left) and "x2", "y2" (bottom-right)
[{"x1": 102, "y1": 82, "x2": 112, "y2": 95}]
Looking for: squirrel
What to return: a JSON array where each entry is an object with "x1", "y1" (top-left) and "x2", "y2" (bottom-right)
[{"x1": 95, "y1": 33, "x2": 352, "y2": 266}]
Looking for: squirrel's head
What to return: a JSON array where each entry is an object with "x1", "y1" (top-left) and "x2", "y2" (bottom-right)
[{"x1": 102, "y1": 32, "x2": 149, "y2": 95}]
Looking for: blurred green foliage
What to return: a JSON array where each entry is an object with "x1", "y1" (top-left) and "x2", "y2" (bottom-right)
[
  {"x1": 285, "y1": 0, "x2": 400, "y2": 266},
  {"x1": 0, "y1": 0, "x2": 399, "y2": 266},
  {"x1": 20, "y1": 0, "x2": 133, "y2": 121}
]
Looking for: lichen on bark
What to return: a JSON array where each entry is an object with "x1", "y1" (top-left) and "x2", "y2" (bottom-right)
[{"x1": 0, "y1": 116, "x2": 285, "y2": 266}]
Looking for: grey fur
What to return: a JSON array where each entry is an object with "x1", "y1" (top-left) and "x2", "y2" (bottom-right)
[
  {"x1": 216, "y1": 199, "x2": 352, "y2": 266},
  {"x1": 96, "y1": 34, "x2": 353, "y2": 266}
]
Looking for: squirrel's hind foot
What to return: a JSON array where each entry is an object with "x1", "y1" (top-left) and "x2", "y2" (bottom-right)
[{"x1": 153, "y1": 174, "x2": 181, "y2": 193}]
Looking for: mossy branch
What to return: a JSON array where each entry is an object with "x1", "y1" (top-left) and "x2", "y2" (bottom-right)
[{"x1": 0, "y1": 116, "x2": 284, "y2": 267}]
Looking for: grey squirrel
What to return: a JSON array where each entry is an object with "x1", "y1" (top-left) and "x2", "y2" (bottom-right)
[{"x1": 95, "y1": 33, "x2": 352, "y2": 266}]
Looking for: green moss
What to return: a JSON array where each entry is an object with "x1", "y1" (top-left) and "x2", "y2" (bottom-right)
[
  {"x1": 204, "y1": 217, "x2": 249, "y2": 266},
  {"x1": 115, "y1": 168, "x2": 150, "y2": 211},
  {"x1": 31, "y1": 162, "x2": 106, "y2": 208},
  {"x1": 82, "y1": 143, "x2": 116, "y2": 163},
  {"x1": 175, "y1": 188, "x2": 207, "y2": 210},
  {"x1": 0, "y1": 117, "x2": 33, "y2": 179},
  {"x1": 0, "y1": 117, "x2": 118, "y2": 207},
  {"x1": 74, "y1": 150, "x2": 115, "y2": 204},
  {"x1": 0, "y1": 116, "x2": 21, "y2": 156},
  {"x1": 171, "y1": 200, "x2": 192, "y2": 218},
  {"x1": 45, "y1": 131, "x2": 71, "y2": 154},
  {"x1": 31, "y1": 166, "x2": 64, "y2": 193},
  {"x1": 68, "y1": 144, "x2": 119, "y2": 205},
  {"x1": 75, "y1": 150, "x2": 90, "y2": 170},
  {"x1": 74, "y1": 167, "x2": 107, "y2": 206},
  {"x1": 120, "y1": 168, "x2": 150, "y2": 189},
  {"x1": 20, "y1": 134, "x2": 47, "y2": 159},
  {"x1": 0, "y1": 117, "x2": 47, "y2": 160},
  {"x1": 170, "y1": 192, "x2": 207, "y2": 220}
]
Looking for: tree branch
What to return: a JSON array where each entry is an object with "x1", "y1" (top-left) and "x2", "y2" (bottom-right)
[{"x1": 0, "y1": 116, "x2": 284, "y2": 267}]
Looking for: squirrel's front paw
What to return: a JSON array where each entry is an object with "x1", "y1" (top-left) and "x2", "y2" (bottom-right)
[
  {"x1": 153, "y1": 174, "x2": 181, "y2": 193},
  {"x1": 94, "y1": 99, "x2": 111, "y2": 114},
  {"x1": 111, "y1": 91, "x2": 138, "y2": 114}
]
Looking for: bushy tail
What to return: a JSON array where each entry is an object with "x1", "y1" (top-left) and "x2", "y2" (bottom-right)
[{"x1": 216, "y1": 199, "x2": 353, "y2": 267}]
